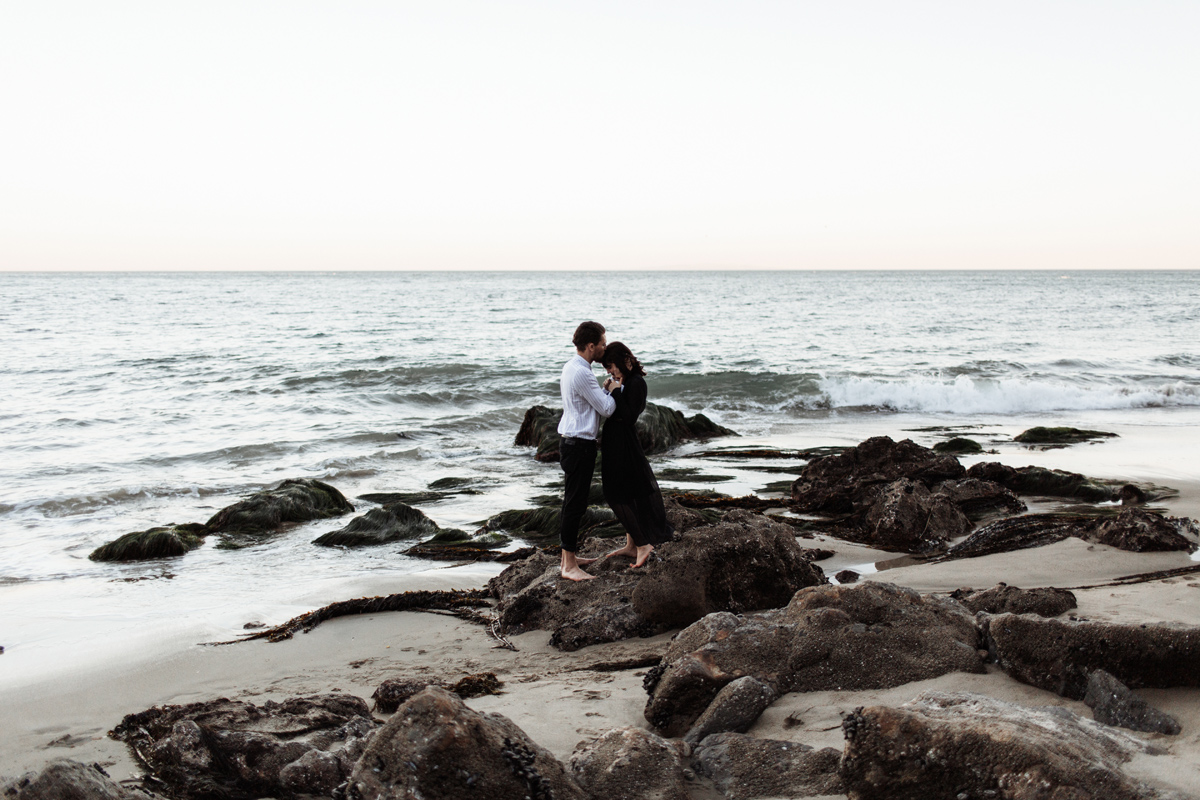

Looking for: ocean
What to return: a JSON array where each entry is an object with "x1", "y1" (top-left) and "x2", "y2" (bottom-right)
[{"x1": 3, "y1": 269, "x2": 1200, "y2": 686}]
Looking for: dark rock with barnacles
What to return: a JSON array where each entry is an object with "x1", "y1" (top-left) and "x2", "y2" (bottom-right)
[
  {"x1": 693, "y1": 733, "x2": 842, "y2": 800},
  {"x1": 568, "y1": 727, "x2": 689, "y2": 800},
  {"x1": 949, "y1": 583, "x2": 1077, "y2": 617},
  {"x1": 1085, "y1": 669, "x2": 1182, "y2": 735}
]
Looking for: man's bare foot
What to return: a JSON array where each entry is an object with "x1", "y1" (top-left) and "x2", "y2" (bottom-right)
[
  {"x1": 561, "y1": 566, "x2": 596, "y2": 581},
  {"x1": 630, "y1": 544, "x2": 654, "y2": 568},
  {"x1": 606, "y1": 544, "x2": 637, "y2": 559}
]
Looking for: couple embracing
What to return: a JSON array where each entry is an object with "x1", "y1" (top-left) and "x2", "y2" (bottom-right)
[{"x1": 557, "y1": 321, "x2": 674, "y2": 581}]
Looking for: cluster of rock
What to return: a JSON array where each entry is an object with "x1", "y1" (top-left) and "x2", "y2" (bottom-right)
[
  {"x1": 515, "y1": 402, "x2": 735, "y2": 463},
  {"x1": 489, "y1": 508, "x2": 827, "y2": 651},
  {"x1": 786, "y1": 435, "x2": 1197, "y2": 555}
]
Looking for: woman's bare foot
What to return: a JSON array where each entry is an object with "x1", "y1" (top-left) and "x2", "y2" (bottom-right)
[
  {"x1": 561, "y1": 565, "x2": 596, "y2": 581},
  {"x1": 630, "y1": 544, "x2": 654, "y2": 568},
  {"x1": 606, "y1": 535, "x2": 637, "y2": 560},
  {"x1": 575, "y1": 556, "x2": 599, "y2": 566}
]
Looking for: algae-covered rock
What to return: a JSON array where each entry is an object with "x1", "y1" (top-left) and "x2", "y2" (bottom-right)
[
  {"x1": 207, "y1": 478, "x2": 354, "y2": 536},
  {"x1": 933, "y1": 436, "x2": 983, "y2": 454},
  {"x1": 1014, "y1": 426, "x2": 1119, "y2": 444},
  {"x1": 89, "y1": 523, "x2": 208, "y2": 562},
  {"x1": 515, "y1": 402, "x2": 735, "y2": 463},
  {"x1": 966, "y1": 462, "x2": 1118, "y2": 502},
  {"x1": 313, "y1": 502, "x2": 461, "y2": 548}
]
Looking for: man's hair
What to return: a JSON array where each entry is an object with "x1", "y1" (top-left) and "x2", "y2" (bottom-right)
[{"x1": 572, "y1": 321, "x2": 606, "y2": 350}]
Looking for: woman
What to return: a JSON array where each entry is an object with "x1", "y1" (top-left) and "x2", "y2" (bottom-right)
[{"x1": 598, "y1": 342, "x2": 674, "y2": 567}]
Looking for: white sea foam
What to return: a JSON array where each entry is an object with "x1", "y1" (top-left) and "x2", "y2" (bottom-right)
[{"x1": 820, "y1": 376, "x2": 1200, "y2": 414}]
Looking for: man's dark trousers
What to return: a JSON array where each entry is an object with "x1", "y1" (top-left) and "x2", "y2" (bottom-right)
[{"x1": 558, "y1": 438, "x2": 597, "y2": 552}]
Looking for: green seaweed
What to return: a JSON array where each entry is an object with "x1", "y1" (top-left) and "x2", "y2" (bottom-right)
[{"x1": 1014, "y1": 427, "x2": 1118, "y2": 445}]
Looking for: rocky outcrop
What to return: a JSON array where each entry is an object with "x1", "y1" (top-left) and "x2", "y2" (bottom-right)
[
  {"x1": 949, "y1": 583, "x2": 1077, "y2": 617},
  {"x1": 644, "y1": 582, "x2": 984, "y2": 737},
  {"x1": 1014, "y1": 426, "x2": 1119, "y2": 444},
  {"x1": 110, "y1": 694, "x2": 377, "y2": 799},
  {"x1": 840, "y1": 691, "x2": 1169, "y2": 800},
  {"x1": 692, "y1": 733, "x2": 842, "y2": 800},
  {"x1": 347, "y1": 686, "x2": 586, "y2": 800},
  {"x1": 932, "y1": 436, "x2": 983, "y2": 454},
  {"x1": 371, "y1": 672, "x2": 503, "y2": 713},
  {"x1": 861, "y1": 477, "x2": 971, "y2": 552},
  {"x1": 313, "y1": 502, "x2": 447, "y2": 547},
  {"x1": 568, "y1": 727, "x2": 689, "y2": 800},
  {"x1": 491, "y1": 511, "x2": 826, "y2": 652},
  {"x1": 205, "y1": 479, "x2": 354, "y2": 546},
  {"x1": 985, "y1": 613, "x2": 1200, "y2": 699},
  {"x1": 1, "y1": 759, "x2": 156, "y2": 800},
  {"x1": 89, "y1": 523, "x2": 208, "y2": 562},
  {"x1": 966, "y1": 461, "x2": 1118, "y2": 502},
  {"x1": 1085, "y1": 669, "x2": 1182, "y2": 735},
  {"x1": 515, "y1": 403, "x2": 735, "y2": 463},
  {"x1": 479, "y1": 505, "x2": 623, "y2": 546},
  {"x1": 790, "y1": 436, "x2": 966, "y2": 514},
  {"x1": 946, "y1": 508, "x2": 1198, "y2": 560}
]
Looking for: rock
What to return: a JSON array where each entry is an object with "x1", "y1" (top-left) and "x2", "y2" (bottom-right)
[
  {"x1": 835, "y1": 569, "x2": 860, "y2": 584},
  {"x1": 985, "y1": 613, "x2": 1200, "y2": 699},
  {"x1": 1120, "y1": 483, "x2": 1148, "y2": 505},
  {"x1": 89, "y1": 523, "x2": 208, "y2": 562},
  {"x1": 790, "y1": 436, "x2": 965, "y2": 514},
  {"x1": 492, "y1": 512, "x2": 826, "y2": 652},
  {"x1": 1014, "y1": 426, "x2": 1119, "y2": 444},
  {"x1": 645, "y1": 582, "x2": 983, "y2": 737},
  {"x1": 1085, "y1": 669, "x2": 1182, "y2": 735},
  {"x1": 945, "y1": 512, "x2": 1092, "y2": 559},
  {"x1": 372, "y1": 673, "x2": 504, "y2": 713},
  {"x1": 347, "y1": 686, "x2": 586, "y2": 800},
  {"x1": 568, "y1": 727, "x2": 689, "y2": 800},
  {"x1": 480, "y1": 505, "x2": 623, "y2": 546},
  {"x1": 663, "y1": 495, "x2": 708, "y2": 534},
  {"x1": 861, "y1": 477, "x2": 971, "y2": 552},
  {"x1": 693, "y1": 733, "x2": 842, "y2": 800},
  {"x1": 933, "y1": 477, "x2": 1026, "y2": 520},
  {"x1": 0, "y1": 759, "x2": 138, "y2": 800},
  {"x1": 932, "y1": 436, "x2": 983, "y2": 454},
  {"x1": 516, "y1": 403, "x2": 735, "y2": 463},
  {"x1": 109, "y1": 694, "x2": 377, "y2": 799},
  {"x1": 966, "y1": 461, "x2": 1118, "y2": 502},
  {"x1": 683, "y1": 676, "x2": 776, "y2": 744},
  {"x1": 313, "y1": 502, "x2": 453, "y2": 547},
  {"x1": 1090, "y1": 507, "x2": 1198, "y2": 552},
  {"x1": 950, "y1": 583, "x2": 1077, "y2": 617},
  {"x1": 206, "y1": 478, "x2": 354, "y2": 543},
  {"x1": 840, "y1": 691, "x2": 1166, "y2": 800}
]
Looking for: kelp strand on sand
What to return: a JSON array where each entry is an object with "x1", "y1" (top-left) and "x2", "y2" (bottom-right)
[
  {"x1": 218, "y1": 589, "x2": 492, "y2": 644},
  {"x1": 1065, "y1": 563, "x2": 1200, "y2": 590}
]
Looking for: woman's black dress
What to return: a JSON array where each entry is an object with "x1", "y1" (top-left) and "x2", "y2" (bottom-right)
[{"x1": 600, "y1": 374, "x2": 674, "y2": 546}]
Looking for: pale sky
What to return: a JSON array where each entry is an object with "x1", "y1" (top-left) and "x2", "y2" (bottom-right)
[{"x1": 2, "y1": 1, "x2": 1197, "y2": 271}]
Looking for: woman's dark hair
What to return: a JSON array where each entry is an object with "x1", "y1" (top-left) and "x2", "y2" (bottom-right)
[{"x1": 600, "y1": 341, "x2": 646, "y2": 376}]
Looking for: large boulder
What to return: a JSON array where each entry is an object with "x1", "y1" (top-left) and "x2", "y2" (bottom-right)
[
  {"x1": 790, "y1": 436, "x2": 966, "y2": 514},
  {"x1": 346, "y1": 686, "x2": 586, "y2": 800},
  {"x1": 949, "y1": 583, "x2": 1077, "y2": 617},
  {"x1": 313, "y1": 502, "x2": 459, "y2": 547},
  {"x1": 568, "y1": 727, "x2": 689, "y2": 800},
  {"x1": 0, "y1": 759, "x2": 153, "y2": 800},
  {"x1": 492, "y1": 511, "x2": 826, "y2": 652},
  {"x1": 840, "y1": 691, "x2": 1171, "y2": 800},
  {"x1": 515, "y1": 403, "x2": 735, "y2": 463},
  {"x1": 89, "y1": 523, "x2": 208, "y2": 562},
  {"x1": 206, "y1": 478, "x2": 354, "y2": 543},
  {"x1": 1090, "y1": 507, "x2": 1199, "y2": 552},
  {"x1": 692, "y1": 732, "x2": 842, "y2": 800},
  {"x1": 682, "y1": 676, "x2": 776, "y2": 745},
  {"x1": 933, "y1": 477, "x2": 1026, "y2": 520},
  {"x1": 985, "y1": 613, "x2": 1200, "y2": 699},
  {"x1": 109, "y1": 694, "x2": 377, "y2": 798},
  {"x1": 645, "y1": 582, "x2": 984, "y2": 737}
]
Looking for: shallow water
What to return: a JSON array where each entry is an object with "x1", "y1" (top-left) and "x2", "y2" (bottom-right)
[{"x1": 3, "y1": 270, "x2": 1199, "y2": 686}]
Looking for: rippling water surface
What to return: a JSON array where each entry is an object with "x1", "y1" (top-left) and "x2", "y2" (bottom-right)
[{"x1": 3, "y1": 270, "x2": 1200, "y2": 683}]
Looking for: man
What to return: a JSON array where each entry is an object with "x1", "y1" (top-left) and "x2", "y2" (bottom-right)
[{"x1": 557, "y1": 320, "x2": 619, "y2": 581}]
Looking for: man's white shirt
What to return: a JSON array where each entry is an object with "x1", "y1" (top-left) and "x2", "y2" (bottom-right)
[{"x1": 557, "y1": 355, "x2": 616, "y2": 440}]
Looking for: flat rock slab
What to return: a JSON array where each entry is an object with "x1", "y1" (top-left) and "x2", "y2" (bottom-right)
[
  {"x1": 841, "y1": 691, "x2": 1169, "y2": 800},
  {"x1": 985, "y1": 613, "x2": 1200, "y2": 699},
  {"x1": 644, "y1": 581, "x2": 984, "y2": 737}
]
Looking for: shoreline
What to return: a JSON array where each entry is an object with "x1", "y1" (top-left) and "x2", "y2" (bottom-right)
[{"x1": 4, "y1": 437, "x2": 1200, "y2": 796}]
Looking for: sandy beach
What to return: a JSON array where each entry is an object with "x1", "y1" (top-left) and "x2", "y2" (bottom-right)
[{"x1": 3, "y1": 459, "x2": 1198, "y2": 798}]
